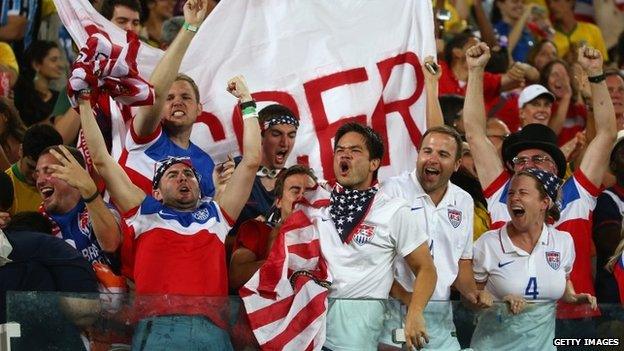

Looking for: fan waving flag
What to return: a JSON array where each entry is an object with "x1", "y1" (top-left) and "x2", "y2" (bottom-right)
[
  {"x1": 54, "y1": 0, "x2": 436, "y2": 179},
  {"x1": 240, "y1": 185, "x2": 332, "y2": 350}
]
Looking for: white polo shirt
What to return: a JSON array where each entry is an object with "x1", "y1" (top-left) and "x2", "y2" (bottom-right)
[
  {"x1": 473, "y1": 223, "x2": 574, "y2": 301},
  {"x1": 318, "y1": 191, "x2": 428, "y2": 299},
  {"x1": 471, "y1": 224, "x2": 574, "y2": 351},
  {"x1": 382, "y1": 170, "x2": 474, "y2": 300}
]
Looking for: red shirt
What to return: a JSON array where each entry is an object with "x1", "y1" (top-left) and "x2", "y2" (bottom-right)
[
  {"x1": 552, "y1": 101, "x2": 587, "y2": 146},
  {"x1": 438, "y1": 61, "x2": 503, "y2": 106},
  {"x1": 233, "y1": 219, "x2": 272, "y2": 260}
]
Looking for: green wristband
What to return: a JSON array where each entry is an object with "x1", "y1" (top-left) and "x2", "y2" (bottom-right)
[{"x1": 183, "y1": 22, "x2": 199, "y2": 33}]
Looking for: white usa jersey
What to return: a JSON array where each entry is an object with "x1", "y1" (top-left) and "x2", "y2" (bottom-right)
[
  {"x1": 473, "y1": 224, "x2": 574, "y2": 302},
  {"x1": 318, "y1": 191, "x2": 428, "y2": 299},
  {"x1": 381, "y1": 170, "x2": 474, "y2": 300},
  {"x1": 471, "y1": 224, "x2": 574, "y2": 351}
]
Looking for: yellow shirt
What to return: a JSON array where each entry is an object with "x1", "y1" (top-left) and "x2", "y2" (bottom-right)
[
  {"x1": 553, "y1": 21, "x2": 609, "y2": 61},
  {"x1": 472, "y1": 201, "x2": 491, "y2": 242},
  {"x1": 0, "y1": 42, "x2": 19, "y2": 74},
  {"x1": 432, "y1": 0, "x2": 473, "y2": 34},
  {"x1": 5, "y1": 163, "x2": 42, "y2": 216}
]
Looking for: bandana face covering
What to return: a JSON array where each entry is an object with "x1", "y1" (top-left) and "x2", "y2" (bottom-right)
[{"x1": 329, "y1": 184, "x2": 378, "y2": 243}]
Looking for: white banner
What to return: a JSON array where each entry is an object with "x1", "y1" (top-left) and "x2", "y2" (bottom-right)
[{"x1": 54, "y1": 0, "x2": 436, "y2": 180}]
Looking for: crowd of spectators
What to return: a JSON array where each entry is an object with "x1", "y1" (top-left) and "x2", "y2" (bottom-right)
[{"x1": 1, "y1": 0, "x2": 624, "y2": 350}]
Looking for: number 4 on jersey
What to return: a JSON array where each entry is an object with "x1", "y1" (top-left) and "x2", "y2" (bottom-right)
[{"x1": 524, "y1": 277, "x2": 539, "y2": 299}]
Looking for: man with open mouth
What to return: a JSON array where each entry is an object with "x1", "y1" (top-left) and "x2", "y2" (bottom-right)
[
  {"x1": 463, "y1": 42, "x2": 616, "y2": 339},
  {"x1": 381, "y1": 125, "x2": 493, "y2": 350},
  {"x1": 227, "y1": 104, "x2": 299, "y2": 253},
  {"x1": 317, "y1": 122, "x2": 436, "y2": 351}
]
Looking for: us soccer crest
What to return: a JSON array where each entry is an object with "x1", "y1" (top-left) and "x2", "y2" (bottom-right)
[
  {"x1": 353, "y1": 224, "x2": 376, "y2": 246},
  {"x1": 545, "y1": 251, "x2": 561, "y2": 270},
  {"x1": 447, "y1": 209, "x2": 462, "y2": 228}
]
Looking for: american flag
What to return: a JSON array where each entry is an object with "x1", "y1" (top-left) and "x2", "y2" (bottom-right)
[{"x1": 240, "y1": 185, "x2": 332, "y2": 350}]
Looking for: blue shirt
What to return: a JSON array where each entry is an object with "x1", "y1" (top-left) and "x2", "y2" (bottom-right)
[
  {"x1": 494, "y1": 21, "x2": 535, "y2": 63},
  {"x1": 0, "y1": 0, "x2": 39, "y2": 56}
]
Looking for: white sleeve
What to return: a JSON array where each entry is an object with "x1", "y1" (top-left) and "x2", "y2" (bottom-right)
[
  {"x1": 461, "y1": 198, "x2": 475, "y2": 259},
  {"x1": 472, "y1": 236, "x2": 490, "y2": 283},
  {"x1": 392, "y1": 205, "x2": 428, "y2": 258},
  {"x1": 561, "y1": 231, "x2": 575, "y2": 276}
]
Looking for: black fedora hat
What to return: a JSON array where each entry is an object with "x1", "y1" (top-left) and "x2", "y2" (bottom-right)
[{"x1": 502, "y1": 124, "x2": 567, "y2": 178}]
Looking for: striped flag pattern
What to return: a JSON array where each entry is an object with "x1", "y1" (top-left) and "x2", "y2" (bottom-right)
[{"x1": 240, "y1": 186, "x2": 333, "y2": 350}]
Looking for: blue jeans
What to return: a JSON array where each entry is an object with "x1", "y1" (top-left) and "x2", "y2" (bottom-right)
[{"x1": 131, "y1": 315, "x2": 233, "y2": 351}]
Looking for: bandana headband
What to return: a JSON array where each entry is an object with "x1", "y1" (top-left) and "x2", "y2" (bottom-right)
[
  {"x1": 152, "y1": 156, "x2": 201, "y2": 190},
  {"x1": 262, "y1": 115, "x2": 299, "y2": 132},
  {"x1": 523, "y1": 168, "x2": 561, "y2": 203}
]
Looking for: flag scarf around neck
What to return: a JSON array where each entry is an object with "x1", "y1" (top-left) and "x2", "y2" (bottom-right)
[
  {"x1": 54, "y1": 0, "x2": 436, "y2": 179},
  {"x1": 329, "y1": 184, "x2": 378, "y2": 243},
  {"x1": 240, "y1": 183, "x2": 333, "y2": 350}
]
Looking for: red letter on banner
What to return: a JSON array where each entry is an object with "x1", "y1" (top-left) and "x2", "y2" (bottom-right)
[
  {"x1": 304, "y1": 68, "x2": 368, "y2": 179},
  {"x1": 231, "y1": 91, "x2": 300, "y2": 151},
  {"x1": 371, "y1": 52, "x2": 424, "y2": 165},
  {"x1": 196, "y1": 111, "x2": 226, "y2": 142}
]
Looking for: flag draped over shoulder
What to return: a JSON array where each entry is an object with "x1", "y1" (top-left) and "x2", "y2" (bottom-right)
[
  {"x1": 53, "y1": 0, "x2": 435, "y2": 179},
  {"x1": 240, "y1": 185, "x2": 332, "y2": 350}
]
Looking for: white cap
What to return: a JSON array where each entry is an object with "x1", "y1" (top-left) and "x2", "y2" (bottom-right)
[{"x1": 517, "y1": 84, "x2": 555, "y2": 108}]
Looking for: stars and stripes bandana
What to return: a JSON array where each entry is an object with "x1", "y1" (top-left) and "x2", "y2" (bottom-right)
[
  {"x1": 524, "y1": 168, "x2": 561, "y2": 202},
  {"x1": 329, "y1": 184, "x2": 378, "y2": 243},
  {"x1": 261, "y1": 115, "x2": 299, "y2": 132},
  {"x1": 152, "y1": 156, "x2": 201, "y2": 190}
]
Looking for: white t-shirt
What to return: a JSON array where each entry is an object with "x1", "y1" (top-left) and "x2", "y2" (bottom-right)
[{"x1": 382, "y1": 170, "x2": 474, "y2": 300}]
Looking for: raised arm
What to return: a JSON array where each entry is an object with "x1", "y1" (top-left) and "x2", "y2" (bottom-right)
[
  {"x1": 577, "y1": 46, "x2": 617, "y2": 186},
  {"x1": 78, "y1": 98, "x2": 145, "y2": 213},
  {"x1": 423, "y1": 56, "x2": 444, "y2": 129},
  {"x1": 216, "y1": 76, "x2": 262, "y2": 219},
  {"x1": 47, "y1": 146, "x2": 121, "y2": 252},
  {"x1": 463, "y1": 43, "x2": 505, "y2": 188},
  {"x1": 132, "y1": 0, "x2": 210, "y2": 137}
]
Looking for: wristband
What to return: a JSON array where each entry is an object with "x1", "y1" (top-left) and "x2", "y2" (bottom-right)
[
  {"x1": 242, "y1": 107, "x2": 258, "y2": 120},
  {"x1": 82, "y1": 189, "x2": 100, "y2": 203},
  {"x1": 587, "y1": 73, "x2": 605, "y2": 84},
  {"x1": 239, "y1": 100, "x2": 256, "y2": 110},
  {"x1": 182, "y1": 22, "x2": 199, "y2": 33}
]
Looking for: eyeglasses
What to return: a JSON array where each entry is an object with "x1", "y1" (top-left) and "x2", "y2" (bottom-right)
[{"x1": 511, "y1": 155, "x2": 554, "y2": 166}]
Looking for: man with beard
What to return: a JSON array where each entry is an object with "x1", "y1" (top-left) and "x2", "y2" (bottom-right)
[
  {"x1": 318, "y1": 122, "x2": 436, "y2": 350},
  {"x1": 381, "y1": 125, "x2": 492, "y2": 350},
  {"x1": 77, "y1": 71, "x2": 261, "y2": 350}
]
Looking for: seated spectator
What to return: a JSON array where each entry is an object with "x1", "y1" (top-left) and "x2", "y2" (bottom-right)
[
  {"x1": 548, "y1": 0, "x2": 608, "y2": 61},
  {"x1": 471, "y1": 169, "x2": 597, "y2": 350},
  {"x1": 592, "y1": 131, "x2": 624, "y2": 304},
  {"x1": 606, "y1": 70, "x2": 624, "y2": 130},
  {"x1": 527, "y1": 39, "x2": 559, "y2": 70},
  {"x1": 440, "y1": 94, "x2": 465, "y2": 135},
  {"x1": 0, "y1": 97, "x2": 25, "y2": 169},
  {"x1": 229, "y1": 164, "x2": 316, "y2": 290},
  {"x1": 541, "y1": 59, "x2": 586, "y2": 145},
  {"x1": 35, "y1": 146, "x2": 123, "y2": 286},
  {"x1": 13, "y1": 40, "x2": 64, "y2": 126},
  {"x1": 5, "y1": 125, "x2": 62, "y2": 216},
  {"x1": 101, "y1": 0, "x2": 142, "y2": 34},
  {"x1": 140, "y1": 0, "x2": 175, "y2": 47}
]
